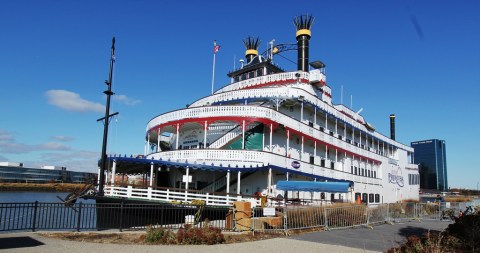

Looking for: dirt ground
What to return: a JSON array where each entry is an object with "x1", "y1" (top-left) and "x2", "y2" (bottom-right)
[{"x1": 39, "y1": 231, "x2": 284, "y2": 245}]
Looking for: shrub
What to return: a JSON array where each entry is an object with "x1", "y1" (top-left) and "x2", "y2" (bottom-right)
[
  {"x1": 177, "y1": 224, "x2": 224, "y2": 245},
  {"x1": 145, "y1": 224, "x2": 224, "y2": 245},
  {"x1": 445, "y1": 213, "x2": 480, "y2": 251},
  {"x1": 386, "y1": 232, "x2": 459, "y2": 253},
  {"x1": 145, "y1": 226, "x2": 176, "y2": 244},
  {"x1": 387, "y1": 212, "x2": 480, "y2": 252}
]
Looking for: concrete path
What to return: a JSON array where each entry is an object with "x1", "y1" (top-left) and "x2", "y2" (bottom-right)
[
  {"x1": 0, "y1": 220, "x2": 450, "y2": 253},
  {"x1": 290, "y1": 220, "x2": 451, "y2": 252}
]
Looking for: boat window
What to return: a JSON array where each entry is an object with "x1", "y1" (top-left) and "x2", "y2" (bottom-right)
[
  {"x1": 355, "y1": 192, "x2": 361, "y2": 202},
  {"x1": 234, "y1": 76, "x2": 239, "y2": 82},
  {"x1": 362, "y1": 193, "x2": 368, "y2": 203},
  {"x1": 256, "y1": 69, "x2": 263, "y2": 77},
  {"x1": 375, "y1": 194, "x2": 380, "y2": 203},
  {"x1": 248, "y1": 71, "x2": 255, "y2": 79},
  {"x1": 241, "y1": 73, "x2": 247, "y2": 80},
  {"x1": 369, "y1": 194, "x2": 374, "y2": 203}
]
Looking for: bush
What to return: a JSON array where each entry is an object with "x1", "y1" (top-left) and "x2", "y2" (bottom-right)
[
  {"x1": 177, "y1": 224, "x2": 224, "y2": 245},
  {"x1": 386, "y1": 232, "x2": 459, "y2": 253},
  {"x1": 445, "y1": 213, "x2": 480, "y2": 251},
  {"x1": 387, "y1": 212, "x2": 480, "y2": 252},
  {"x1": 145, "y1": 224, "x2": 224, "y2": 245},
  {"x1": 145, "y1": 226, "x2": 176, "y2": 244}
]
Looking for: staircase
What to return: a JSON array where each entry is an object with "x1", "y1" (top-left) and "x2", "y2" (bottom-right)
[
  {"x1": 209, "y1": 122, "x2": 261, "y2": 149},
  {"x1": 200, "y1": 171, "x2": 255, "y2": 193},
  {"x1": 208, "y1": 125, "x2": 243, "y2": 148}
]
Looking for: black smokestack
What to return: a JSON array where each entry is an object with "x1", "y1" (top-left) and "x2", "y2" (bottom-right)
[
  {"x1": 390, "y1": 114, "x2": 396, "y2": 140},
  {"x1": 243, "y1": 36, "x2": 260, "y2": 64},
  {"x1": 294, "y1": 14, "x2": 314, "y2": 72}
]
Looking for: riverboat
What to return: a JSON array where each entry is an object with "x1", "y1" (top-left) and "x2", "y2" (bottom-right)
[{"x1": 95, "y1": 14, "x2": 419, "y2": 208}]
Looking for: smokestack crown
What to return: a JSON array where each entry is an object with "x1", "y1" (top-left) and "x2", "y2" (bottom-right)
[
  {"x1": 294, "y1": 14, "x2": 314, "y2": 37},
  {"x1": 243, "y1": 36, "x2": 260, "y2": 63}
]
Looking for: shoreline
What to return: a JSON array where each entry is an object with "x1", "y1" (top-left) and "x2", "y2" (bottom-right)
[{"x1": 0, "y1": 183, "x2": 85, "y2": 192}]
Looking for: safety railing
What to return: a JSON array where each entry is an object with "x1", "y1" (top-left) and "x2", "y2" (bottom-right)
[
  {"x1": 146, "y1": 105, "x2": 386, "y2": 163},
  {"x1": 214, "y1": 71, "x2": 309, "y2": 94},
  {"x1": 105, "y1": 186, "x2": 261, "y2": 207},
  {"x1": 147, "y1": 149, "x2": 378, "y2": 189},
  {"x1": 1, "y1": 202, "x2": 470, "y2": 233}
]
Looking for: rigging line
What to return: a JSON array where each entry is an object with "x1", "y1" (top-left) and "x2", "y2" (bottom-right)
[
  {"x1": 276, "y1": 53, "x2": 296, "y2": 65},
  {"x1": 114, "y1": 114, "x2": 118, "y2": 155}
]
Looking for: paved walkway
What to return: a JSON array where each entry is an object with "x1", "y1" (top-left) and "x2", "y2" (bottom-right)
[
  {"x1": 0, "y1": 220, "x2": 450, "y2": 253},
  {"x1": 290, "y1": 220, "x2": 451, "y2": 252}
]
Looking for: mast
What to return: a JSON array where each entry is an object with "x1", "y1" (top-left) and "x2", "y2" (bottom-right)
[{"x1": 98, "y1": 37, "x2": 118, "y2": 196}]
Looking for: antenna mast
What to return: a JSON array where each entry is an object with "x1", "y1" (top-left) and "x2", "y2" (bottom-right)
[{"x1": 97, "y1": 37, "x2": 119, "y2": 196}]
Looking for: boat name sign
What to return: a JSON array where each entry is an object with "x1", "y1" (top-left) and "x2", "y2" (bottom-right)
[{"x1": 388, "y1": 166, "x2": 404, "y2": 187}]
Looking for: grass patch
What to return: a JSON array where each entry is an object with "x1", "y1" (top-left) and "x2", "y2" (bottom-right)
[{"x1": 0, "y1": 183, "x2": 86, "y2": 192}]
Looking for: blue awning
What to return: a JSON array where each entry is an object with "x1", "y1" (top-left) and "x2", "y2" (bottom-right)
[{"x1": 277, "y1": 180, "x2": 350, "y2": 193}]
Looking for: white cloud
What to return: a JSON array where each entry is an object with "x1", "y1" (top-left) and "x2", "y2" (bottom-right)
[
  {"x1": 113, "y1": 94, "x2": 141, "y2": 106},
  {"x1": 0, "y1": 129, "x2": 96, "y2": 173},
  {"x1": 50, "y1": 135, "x2": 74, "y2": 142},
  {"x1": 0, "y1": 129, "x2": 70, "y2": 154},
  {"x1": 38, "y1": 151, "x2": 100, "y2": 173},
  {"x1": 0, "y1": 129, "x2": 14, "y2": 142},
  {"x1": 45, "y1": 90, "x2": 104, "y2": 113},
  {"x1": 38, "y1": 142, "x2": 70, "y2": 150}
]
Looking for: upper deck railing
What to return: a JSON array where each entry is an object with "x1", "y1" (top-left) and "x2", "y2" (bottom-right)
[
  {"x1": 214, "y1": 71, "x2": 309, "y2": 94},
  {"x1": 147, "y1": 105, "x2": 408, "y2": 160},
  {"x1": 147, "y1": 149, "x2": 383, "y2": 187}
]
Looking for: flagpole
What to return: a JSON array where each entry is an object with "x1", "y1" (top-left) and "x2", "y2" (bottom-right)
[{"x1": 211, "y1": 40, "x2": 217, "y2": 95}]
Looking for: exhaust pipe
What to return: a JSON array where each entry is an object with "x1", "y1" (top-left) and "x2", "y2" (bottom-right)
[
  {"x1": 294, "y1": 15, "x2": 314, "y2": 72},
  {"x1": 390, "y1": 114, "x2": 396, "y2": 140}
]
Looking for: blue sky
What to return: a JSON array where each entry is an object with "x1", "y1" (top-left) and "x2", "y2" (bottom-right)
[{"x1": 0, "y1": 1, "x2": 479, "y2": 189}]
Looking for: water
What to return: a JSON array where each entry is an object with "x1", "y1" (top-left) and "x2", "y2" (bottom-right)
[
  {"x1": 0, "y1": 192, "x2": 94, "y2": 203},
  {"x1": 0, "y1": 192, "x2": 97, "y2": 232}
]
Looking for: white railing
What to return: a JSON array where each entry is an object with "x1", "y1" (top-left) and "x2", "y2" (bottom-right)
[
  {"x1": 152, "y1": 102, "x2": 411, "y2": 155},
  {"x1": 147, "y1": 106, "x2": 383, "y2": 163},
  {"x1": 105, "y1": 185, "x2": 261, "y2": 207},
  {"x1": 191, "y1": 86, "x2": 315, "y2": 108},
  {"x1": 147, "y1": 150, "x2": 382, "y2": 187},
  {"x1": 214, "y1": 71, "x2": 309, "y2": 94}
]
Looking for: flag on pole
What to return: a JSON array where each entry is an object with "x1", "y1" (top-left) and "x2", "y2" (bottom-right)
[{"x1": 213, "y1": 40, "x2": 220, "y2": 54}]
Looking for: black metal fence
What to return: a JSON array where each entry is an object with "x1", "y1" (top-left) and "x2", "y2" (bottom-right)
[{"x1": 0, "y1": 202, "x2": 230, "y2": 232}]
